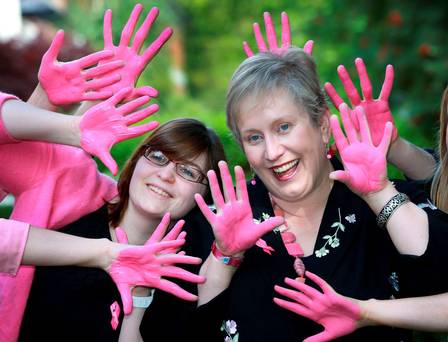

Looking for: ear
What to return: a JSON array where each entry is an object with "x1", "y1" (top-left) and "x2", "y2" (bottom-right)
[{"x1": 319, "y1": 110, "x2": 331, "y2": 144}]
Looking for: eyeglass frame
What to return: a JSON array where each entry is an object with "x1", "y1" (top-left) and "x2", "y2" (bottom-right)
[{"x1": 142, "y1": 145, "x2": 208, "y2": 186}]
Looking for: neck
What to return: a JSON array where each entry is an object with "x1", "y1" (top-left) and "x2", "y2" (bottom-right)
[{"x1": 111, "y1": 205, "x2": 162, "y2": 245}]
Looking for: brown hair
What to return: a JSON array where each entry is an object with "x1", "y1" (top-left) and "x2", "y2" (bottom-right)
[
  {"x1": 431, "y1": 86, "x2": 448, "y2": 211},
  {"x1": 109, "y1": 118, "x2": 226, "y2": 227}
]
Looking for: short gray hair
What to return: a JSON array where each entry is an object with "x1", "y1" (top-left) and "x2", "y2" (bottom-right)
[{"x1": 226, "y1": 47, "x2": 328, "y2": 143}]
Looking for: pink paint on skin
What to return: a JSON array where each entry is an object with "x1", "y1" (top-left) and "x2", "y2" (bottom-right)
[
  {"x1": 330, "y1": 105, "x2": 393, "y2": 195},
  {"x1": 274, "y1": 271, "x2": 361, "y2": 342},
  {"x1": 243, "y1": 11, "x2": 313, "y2": 58},
  {"x1": 101, "y1": 5, "x2": 173, "y2": 99},
  {"x1": 324, "y1": 58, "x2": 397, "y2": 147},
  {"x1": 111, "y1": 213, "x2": 203, "y2": 315},
  {"x1": 79, "y1": 87, "x2": 159, "y2": 175},
  {"x1": 38, "y1": 30, "x2": 123, "y2": 106},
  {"x1": 195, "y1": 161, "x2": 284, "y2": 257}
]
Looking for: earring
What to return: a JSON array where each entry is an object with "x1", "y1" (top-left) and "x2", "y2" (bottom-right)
[
  {"x1": 250, "y1": 167, "x2": 257, "y2": 185},
  {"x1": 326, "y1": 143, "x2": 334, "y2": 159}
]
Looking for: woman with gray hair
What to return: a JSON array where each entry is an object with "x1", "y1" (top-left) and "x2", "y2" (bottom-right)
[{"x1": 190, "y1": 13, "x2": 443, "y2": 342}]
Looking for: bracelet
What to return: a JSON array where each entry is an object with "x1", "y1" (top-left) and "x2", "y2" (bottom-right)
[
  {"x1": 132, "y1": 289, "x2": 155, "y2": 309},
  {"x1": 376, "y1": 192, "x2": 410, "y2": 229},
  {"x1": 211, "y1": 241, "x2": 243, "y2": 267}
]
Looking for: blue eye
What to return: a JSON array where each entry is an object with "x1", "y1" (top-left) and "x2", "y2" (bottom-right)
[
  {"x1": 279, "y1": 123, "x2": 290, "y2": 133},
  {"x1": 248, "y1": 134, "x2": 262, "y2": 144}
]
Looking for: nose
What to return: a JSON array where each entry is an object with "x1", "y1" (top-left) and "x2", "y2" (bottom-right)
[
  {"x1": 264, "y1": 135, "x2": 284, "y2": 162},
  {"x1": 157, "y1": 162, "x2": 176, "y2": 183}
]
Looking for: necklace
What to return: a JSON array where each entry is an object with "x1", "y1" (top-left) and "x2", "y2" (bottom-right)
[{"x1": 269, "y1": 195, "x2": 306, "y2": 282}]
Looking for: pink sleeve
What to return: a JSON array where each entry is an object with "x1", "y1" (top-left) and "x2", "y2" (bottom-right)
[
  {"x1": 0, "y1": 218, "x2": 29, "y2": 275},
  {"x1": 0, "y1": 92, "x2": 20, "y2": 145}
]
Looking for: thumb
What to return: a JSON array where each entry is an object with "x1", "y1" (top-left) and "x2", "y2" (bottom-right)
[
  {"x1": 329, "y1": 170, "x2": 350, "y2": 184},
  {"x1": 303, "y1": 330, "x2": 332, "y2": 342},
  {"x1": 257, "y1": 216, "x2": 284, "y2": 236},
  {"x1": 116, "y1": 283, "x2": 132, "y2": 315},
  {"x1": 115, "y1": 227, "x2": 129, "y2": 244},
  {"x1": 98, "y1": 150, "x2": 118, "y2": 176}
]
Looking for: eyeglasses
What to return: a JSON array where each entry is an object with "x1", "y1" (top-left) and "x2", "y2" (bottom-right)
[{"x1": 143, "y1": 146, "x2": 208, "y2": 185}]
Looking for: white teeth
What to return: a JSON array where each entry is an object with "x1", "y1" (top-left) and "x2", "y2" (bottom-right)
[
  {"x1": 148, "y1": 185, "x2": 170, "y2": 198},
  {"x1": 273, "y1": 160, "x2": 299, "y2": 174}
]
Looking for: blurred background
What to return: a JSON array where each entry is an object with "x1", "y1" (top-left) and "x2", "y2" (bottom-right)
[{"x1": 0, "y1": 1, "x2": 447, "y2": 340}]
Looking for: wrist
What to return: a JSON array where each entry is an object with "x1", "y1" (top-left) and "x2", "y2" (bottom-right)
[
  {"x1": 211, "y1": 241, "x2": 244, "y2": 267},
  {"x1": 362, "y1": 181, "x2": 398, "y2": 214},
  {"x1": 357, "y1": 298, "x2": 381, "y2": 328}
]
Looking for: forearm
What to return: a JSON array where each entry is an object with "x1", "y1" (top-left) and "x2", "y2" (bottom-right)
[
  {"x1": 363, "y1": 182, "x2": 428, "y2": 255},
  {"x1": 359, "y1": 294, "x2": 448, "y2": 331},
  {"x1": 119, "y1": 307, "x2": 145, "y2": 342},
  {"x1": 2, "y1": 99, "x2": 81, "y2": 146},
  {"x1": 197, "y1": 253, "x2": 238, "y2": 306},
  {"x1": 22, "y1": 227, "x2": 116, "y2": 270},
  {"x1": 388, "y1": 137, "x2": 436, "y2": 180},
  {"x1": 27, "y1": 83, "x2": 57, "y2": 111}
]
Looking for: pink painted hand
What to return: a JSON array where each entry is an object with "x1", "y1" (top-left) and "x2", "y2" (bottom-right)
[
  {"x1": 330, "y1": 104, "x2": 393, "y2": 195},
  {"x1": 194, "y1": 161, "x2": 284, "y2": 256},
  {"x1": 325, "y1": 58, "x2": 397, "y2": 146},
  {"x1": 101, "y1": 4, "x2": 173, "y2": 98},
  {"x1": 274, "y1": 271, "x2": 361, "y2": 342},
  {"x1": 110, "y1": 218, "x2": 205, "y2": 315},
  {"x1": 243, "y1": 11, "x2": 313, "y2": 57},
  {"x1": 38, "y1": 30, "x2": 123, "y2": 106},
  {"x1": 79, "y1": 87, "x2": 159, "y2": 175}
]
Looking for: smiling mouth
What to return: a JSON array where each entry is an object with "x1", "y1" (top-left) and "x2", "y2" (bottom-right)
[
  {"x1": 272, "y1": 159, "x2": 299, "y2": 181},
  {"x1": 147, "y1": 184, "x2": 171, "y2": 198}
]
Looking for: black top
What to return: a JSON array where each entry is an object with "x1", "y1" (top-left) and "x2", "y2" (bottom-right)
[{"x1": 193, "y1": 163, "x2": 448, "y2": 342}]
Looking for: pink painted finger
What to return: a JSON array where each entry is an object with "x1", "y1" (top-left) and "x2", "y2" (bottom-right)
[
  {"x1": 132, "y1": 7, "x2": 159, "y2": 52},
  {"x1": 81, "y1": 91, "x2": 114, "y2": 102},
  {"x1": 324, "y1": 82, "x2": 344, "y2": 109},
  {"x1": 207, "y1": 169, "x2": 226, "y2": 208},
  {"x1": 303, "y1": 40, "x2": 314, "y2": 55},
  {"x1": 141, "y1": 27, "x2": 173, "y2": 66},
  {"x1": 337, "y1": 65, "x2": 362, "y2": 106},
  {"x1": 264, "y1": 12, "x2": 278, "y2": 50},
  {"x1": 234, "y1": 165, "x2": 249, "y2": 203},
  {"x1": 115, "y1": 227, "x2": 129, "y2": 244},
  {"x1": 116, "y1": 283, "x2": 132, "y2": 315},
  {"x1": 355, "y1": 107, "x2": 373, "y2": 143},
  {"x1": 83, "y1": 60, "x2": 123, "y2": 79},
  {"x1": 218, "y1": 161, "x2": 237, "y2": 202},
  {"x1": 377, "y1": 121, "x2": 394, "y2": 154},
  {"x1": 163, "y1": 219, "x2": 185, "y2": 241},
  {"x1": 304, "y1": 271, "x2": 333, "y2": 295},
  {"x1": 98, "y1": 151, "x2": 118, "y2": 176},
  {"x1": 103, "y1": 9, "x2": 113, "y2": 48},
  {"x1": 118, "y1": 95, "x2": 150, "y2": 115},
  {"x1": 160, "y1": 266, "x2": 205, "y2": 283},
  {"x1": 303, "y1": 331, "x2": 333, "y2": 342},
  {"x1": 155, "y1": 278, "x2": 198, "y2": 301},
  {"x1": 273, "y1": 297, "x2": 312, "y2": 318},
  {"x1": 274, "y1": 285, "x2": 312, "y2": 307},
  {"x1": 119, "y1": 4, "x2": 143, "y2": 47},
  {"x1": 330, "y1": 115, "x2": 348, "y2": 151},
  {"x1": 149, "y1": 239, "x2": 185, "y2": 255},
  {"x1": 281, "y1": 12, "x2": 291, "y2": 49},
  {"x1": 107, "y1": 87, "x2": 133, "y2": 106},
  {"x1": 329, "y1": 170, "x2": 350, "y2": 183},
  {"x1": 194, "y1": 193, "x2": 216, "y2": 224},
  {"x1": 125, "y1": 105, "x2": 159, "y2": 125},
  {"x1": 339, "y1": 103, "x2": 358, "y2": 144},
  {"x1": 158, "y1": 254, "x2": 202, "y2": 266},
  {"x1": 284, "y1": 277, "x2": 322, "y2": 299},
  {"x1": 121, "y1": 121, "x2": 159, "y2": 140},
  {"x1": 243, "y1": 41, "x2": 254, "y2": 57},
  {"x1": 379, "y1": 64, "x2": 394, "y2": 100},
  {"x1": 253, "y1": 23, "x2": 267, "y2": 52},
  {"x1": 77, "y1": 50, "x2": 114, "y2": 69},
  {"x1": 86, "y1": 74, "x2": 121, "y2": 90},
  {"x1": 256, "y1": 216, "x2": 284, "y2": 237},
  {"x1": 355, "y1": 58, "x2": 373, "y2": 100},
  {"x1": 43, "y1": 30, "x2": 64, "y2": 63},
  {"x1": 132, "y1": 86, "x2": 159, "y2": 98},
  {"x1": 147, "y1": 212, "x2": 171, "y2": 244}
]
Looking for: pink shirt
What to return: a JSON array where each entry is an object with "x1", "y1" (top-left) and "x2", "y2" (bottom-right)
[{"x1": 0, "y1": 92, "x2": 118, "y2": 341}]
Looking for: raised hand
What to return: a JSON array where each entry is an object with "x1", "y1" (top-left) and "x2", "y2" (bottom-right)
[
  {"x1": 194, "y1": 161, "x2": 283, "y2": 256},
  {"x1": 330, "y1": 104, "x2": 393, "y2": 195},
  {"x1": 38, "y1": 30, "x2": 123, "y2": 106},
  {"x1": 101, "y1": 4, "x2": 173, "y2": 98},
  {"x1": 243, "y1": 11, "x2": 313, "y2": 57},
  {"x1": 325, "y1": 58, "x2": 397, "y2": 146},
  {"x1": 274, "y1": 271, "x2": 361, "y2": 342},
  {"x1": 79, "y1": 87, "x2": 159, "y2": 175},
  {"x1": 110, "y1": 220, "x2": 205, "y2": 315}
]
